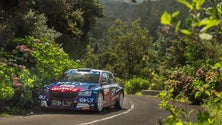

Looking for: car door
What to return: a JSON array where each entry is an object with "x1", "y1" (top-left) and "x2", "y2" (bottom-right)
[
  {"x1": 107, "y1": 72, "x2": 118, "y2": 104},
  {"x1": 101, "y1": 72, "x2": 111, "y2": 106}
]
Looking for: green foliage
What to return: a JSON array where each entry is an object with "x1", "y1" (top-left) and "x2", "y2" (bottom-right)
[
  {"x1": 161, "y1": 0, "x2": 222, "y2": 41},
  {"x1": 85, "y1": 19, "x2": 154, "y2": 79},
  {"x1": 0, "y1": 61, "x2": 15, "y2": 100},
  {"x1": 124, "y1": 77, "x2": 150, "y2": 94},
  {"x1": 0, "y1": 36, "x2": 82, "y2": 113},
  {"x1": 149, "y1": 73, "x2": 166, "y2": 90},
  {"x1": 161, "y1": 11, "x2": 172, "y2": 25},
  {"x1": 184, "y1": 40, "x2": 207, "y2": 69},
  {"x1": 198, "y1": 100, "x2": 222, "y2": 125},
  {"x1": 24, "y1": 10, "x2": 62, "y2": 40},
  {"x1": 0, "y1": 86, "x2": 14, "y2": 100},
  {"x1": 139, "y1": 68, "x2": 165, "y2": 90},
  {"x1": 0, "y1": 8, "x2": 61, "y2": 50},
  {"x1": 13, "y1": 36, "x2": 81, "y2": 84},
  {"x1": 36, "y1": 0, "x2": 103, "y2": 58},
  {"x1": 0, "y1": 0, "x2": 100, "y2": 114},
  {"x1": 159, "y1": 91, "x2": 193, "y2": 125},
  {"x1": 83, "y1": 45, "x2": 99, "y2": 68},
  {"x1": 13, "y1": 9, "x2": 61, "y2": 40},
  {"x1": 161, "y1": 11, "x2": 180, "y2": 26},
  {"x1": 92, "y1": 0, "x2": 187, "y2": 41},
  {"x1": 36, "y1": 0, "x2": 84, "y2": 36},
  {"x1": 158, "y1": 37, "x2": 187, "y2": 70},
  {"x1": 159, "y1": 0, "x2": 222, "y2": 124},
  {"x1": 159, "y1": 91, "x2": 222, "y2": 125},
  {"x1": 107, "y1": 19, "x2": 153, "y2": 79},
  {"x1": 0, "y1": 0, "x2": 103, "y2": 58},
  {"x1": 164, "y1": 63, "x2": 222, "y2": 104},
  {"x1": 157, "y1": 34, "x2": 222, "y2": 77},
  {"x1": 11, "y1": 68, "x2": 38, "y2": 109},
  {"x1": 162, "y1": 63, "x2": 222, "y2": 124},
  {"x1": 0, "y1": 54, "x2": 37, "y2": 111},
  {"x1": 159, "y1": 89, "x2": 222, "y2": 125}
]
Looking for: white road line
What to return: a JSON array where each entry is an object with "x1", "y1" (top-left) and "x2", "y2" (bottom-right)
[{"x1": 76, "y1": 100, "x2": 134, "y2": 125}]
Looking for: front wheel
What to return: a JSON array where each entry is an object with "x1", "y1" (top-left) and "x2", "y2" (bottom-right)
[
  {"x1": 114, "y1": 92, "x2": 124, "y2": 109},
  {"x1": 95, "y1": 92, "x2": 104, "y2": 112}
]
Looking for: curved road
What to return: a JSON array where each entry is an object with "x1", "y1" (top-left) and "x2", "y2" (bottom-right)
[{"x1": 0, "y1": 95, "x2": 200, "y2": 125}]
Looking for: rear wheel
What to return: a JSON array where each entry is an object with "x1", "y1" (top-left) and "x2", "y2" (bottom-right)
[
  {"x1": 95, "y1": 92, "x2": 104, "y2": 112},
  {"x1": 114, "y1": 92, "x2": 124, "y2": 109}
]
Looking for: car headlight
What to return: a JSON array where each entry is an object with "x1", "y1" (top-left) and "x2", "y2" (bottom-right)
[
  {"x1": 78, "y1": 90, "x2": 92, "y2": 96},
  {"x1": 39, "y1": 95, "x2": 46, "y2": 100},
  {"x1": 40, "y1": 87, "x2": 49, "y2": 94},
  {"x1": 43, "y1": 89, "x2": 49, "y2": 93}
]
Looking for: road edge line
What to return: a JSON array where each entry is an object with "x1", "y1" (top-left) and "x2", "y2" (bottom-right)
[{"x1": 76, "y1": 99, "x2": 134, "y2": 125}]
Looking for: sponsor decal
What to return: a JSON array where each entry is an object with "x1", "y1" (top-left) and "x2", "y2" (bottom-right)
[
  {"x1": 50, "y1": 85, "x2": 79, "y2": 92},
  {"x1": 111, "y1": 88, "x2": 116, "y2": 96},
  {"x1": 51, "y1": 100, "x2": 72, "y2": 107},
  {"x1": 79, "y1": 98, "x2": 95, "y2": 103},
  {"x1": 103, "y1": 88, "x2": 109, "y2": 94},
  {"x1": 41, "y1": 101, "x2": 47, "y2": 107},
  {"x1": 76, "y1": 103, "x2": 90, "y2": 108},
  {"x1": 60, "y1": 85, "x2": 75, "y2": 88},
  {"x1": 61, "y1": 87, "x2": 65, "y2": 92}
]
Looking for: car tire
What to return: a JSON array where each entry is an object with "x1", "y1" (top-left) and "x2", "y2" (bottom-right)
[
  {"x1": 114, "y1": 92, "x2": 124, "y2": 109},
  {"x1": 95, "y1": 92, "x2": 104, "y2": 112},
  {"x1": 40, "y1": 107, "x2": 48, "y2": 112}
]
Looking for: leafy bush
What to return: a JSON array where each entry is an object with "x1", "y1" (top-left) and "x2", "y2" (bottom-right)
[
  {"x1": 161, "y1": 63, "x2": 222, "y2": 124},
  {"x1": 0, "y1": 36, "x2": 82, "y2": 113},
  {"x1": 165, "y1": 63, "x2": 222, "y2": 105},
  {"x1": 149, "y1": 71, "x2": 166, "y2": 90},
  {"x1": 198, "y1": 100, "x2": 222, "y2": 125},
  {"x1": 0, "y1": 64, "x2": 15, "y2": 100},
  {"x1": 159, "y1": 88, "x2": 222, "y2": 125},
  {"x1": 0, "y1": 58, "x2": 36, "y2": 111},
  {"x1": 159, "y1": 0, "x2": 222, "y2": 124},
  {"x1": 124, "y1": 77, "x2": 150, "y2": 94},
  {"x1": 13, "y1": 36, "x2": 82, "y2": 84}
]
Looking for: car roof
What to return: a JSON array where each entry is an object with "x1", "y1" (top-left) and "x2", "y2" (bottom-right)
[{"x1": 65, "y1": 68, "x2": 111, "y2": 74}]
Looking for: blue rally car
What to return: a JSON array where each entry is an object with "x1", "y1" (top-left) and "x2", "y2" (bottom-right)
[{"x1": 38, "y1": 68, "x2": 124, "y2": 112}]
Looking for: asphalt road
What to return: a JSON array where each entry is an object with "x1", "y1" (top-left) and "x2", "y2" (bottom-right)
[{"x1": 0, "y1": 95, "x2": 201, "y2": 125}]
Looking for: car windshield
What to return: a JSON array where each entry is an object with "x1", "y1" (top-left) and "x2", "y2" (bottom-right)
[{"x1": 59, "y1": 72, "x2": 99, "y2": 83}]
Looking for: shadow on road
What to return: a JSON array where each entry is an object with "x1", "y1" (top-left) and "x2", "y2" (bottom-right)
[{"x1": 32, "y1": 106, "x2": 128, "y2": 116}]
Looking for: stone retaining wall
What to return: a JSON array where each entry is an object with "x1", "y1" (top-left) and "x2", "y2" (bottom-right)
[{"x1": 141, "y1": 90, "x2": 166, "y2": 96}]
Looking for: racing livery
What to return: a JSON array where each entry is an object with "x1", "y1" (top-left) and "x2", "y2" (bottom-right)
[{"x1": 38, "y1": 68, "x2": 124, "y2": 112}]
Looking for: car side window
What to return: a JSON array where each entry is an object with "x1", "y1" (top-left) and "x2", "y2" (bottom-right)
[
  {"x1": 101, "y1": 72, "x2": 109, "y2": 84},
  {"x1": 101, "y1": 72, "x2": 115, "y2": 84},
  {"x1": 108, "y1": 73, "x2": 115, "y2": 84}
]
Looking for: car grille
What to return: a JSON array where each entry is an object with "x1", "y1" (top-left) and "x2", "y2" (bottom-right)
[{"x1": 49, "y1": 91, "x2": 78, "y2": 98}]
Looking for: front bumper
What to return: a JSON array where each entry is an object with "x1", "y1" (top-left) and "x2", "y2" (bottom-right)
[{"x1": 39, "y1": 95, "x2": 97, "y2": 110}]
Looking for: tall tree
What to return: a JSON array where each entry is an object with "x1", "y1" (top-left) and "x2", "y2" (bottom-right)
[
  {"x1": 0, "y1": 0, "x2": 60, "y2": 51},
  {"x1": 107, "y1": 19, "x2": 153, "y2": 79},
  {"x1": 0, "y1": 0, "x2": 103, "y2": 58},
  {"x1": 36, "y1": 0, "x2": 103, "y2": 58}
]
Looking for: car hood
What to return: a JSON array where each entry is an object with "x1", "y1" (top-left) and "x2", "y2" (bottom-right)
[{"x1": 49, "y1": 82, "x2": 98, "y2": 93}]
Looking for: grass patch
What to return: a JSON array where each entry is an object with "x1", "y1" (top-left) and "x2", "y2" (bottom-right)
[
  {"x1": 0, "y1": 113, "x2": 10, "y2": 117},
  {"x1": 135, "y1": 92, "x2": 142, "y2": 95}
]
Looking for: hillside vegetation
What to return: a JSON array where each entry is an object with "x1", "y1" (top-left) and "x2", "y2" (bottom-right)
[{"x1": 1, "y1": 0, "x2": 222, "y2": 124}]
